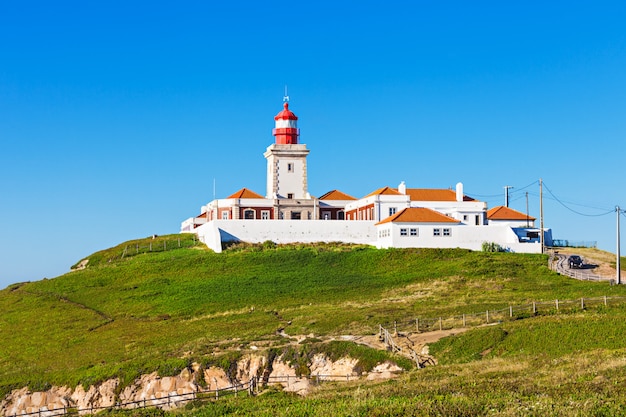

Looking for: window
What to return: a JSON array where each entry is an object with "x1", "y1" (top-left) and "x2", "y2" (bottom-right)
[
  {"x1": 322, "y1": 211, "x2": 330, "y2": 220},
  {"x1": 475, "y1": 215, "x2": 480, "y2": 225},
  {"x1": 463, "y1": 215, "x2": 468, "y2": 221},
  {"x1": 287, "y1": 163, "x2": 294, "y2": 172},
  {"x1": 338, "y1": 211, "x2": 345, "y2": 220},
  {"x1": 221, "y1": 211, "x2": 229, "y2": 220},
  {"x1": 291, "y1": 211, "x2": 301, "y2": 220},
  {"x1": 400, "y1": 228, "x2": 408, "y2": 236},
  {"x1": 244, "y1": 209, "x2": 255, "y2": 220},
  {"x1": 443, "y1": 228, "x2": 451, "y2": 236},
  {"x1": 410, "y1": 228, "x2": 418, "y2": 236},
  {"x1": 287, "y1": 193, "x2": 294, "y2": 199},
  {"x1": 433, "y1": 228, "x2": 441, "y2": 236},
  {"x1": 389, "y1": 207, "x2": 397, "y2": 217},
  {"x1": 261, "y1": 210, "x2": 270, "y2": 220}
]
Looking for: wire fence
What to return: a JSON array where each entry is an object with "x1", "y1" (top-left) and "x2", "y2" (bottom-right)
[
  {"x1": 120, "y1": 235, "x2": 199, "y2": 259},
  {"x1": 6, "y1": 373, "x2": 369, "y2": 417},
  {"x1": 11, "y1": 250, "x2": 625, "y2": 416},
  {"x1": 381, "y1": 295, "x2": 626, "y2": 335}
]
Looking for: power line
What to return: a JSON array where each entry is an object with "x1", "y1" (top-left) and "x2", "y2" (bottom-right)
[
  {"x1": 471, "y1": 180, "x2": 619, "y2": 218},
  {"x1": 524, "y1": 191, "x2": 614, "y2": 212},
  {"x1": 543, "y1": 181, "x2": 615, "y2": 217},
  {"x1": 472, "y1": 180, "x2": 539, "y2": 200},
  {"x1": 509, "y1": 180, "x2": 539, "y2": 195}
]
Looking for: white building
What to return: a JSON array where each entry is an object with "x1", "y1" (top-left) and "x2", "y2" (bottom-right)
[{"x1": 181, "y1": 100, "x2": 552, "y2": 253}]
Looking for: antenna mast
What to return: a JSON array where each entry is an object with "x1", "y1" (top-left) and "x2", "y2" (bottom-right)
[
  {"x1": 539, "y1": 178, "x2": 545, "y2": 253},
  {"x1": 283, "y1": 85, "x2": 290, "y2": 102},
  {"x1": 504, "y1": 186, "x2": 514, "y2": 207},
  {"x1": 617, "y1": 206, "x2": 621, "y2": 285}
]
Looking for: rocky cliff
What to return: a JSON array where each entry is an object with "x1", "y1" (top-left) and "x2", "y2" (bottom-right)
[{"x1": 1, "y1": 353, "x2": 404, "y2": 416}]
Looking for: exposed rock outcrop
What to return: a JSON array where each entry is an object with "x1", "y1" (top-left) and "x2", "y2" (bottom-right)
[{"x1": 1, "y1": 353, "x2": 406, "y2": 416}]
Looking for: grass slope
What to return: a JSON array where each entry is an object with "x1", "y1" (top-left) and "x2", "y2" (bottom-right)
[{"x1": 1, "y1": 235, "x2": 626, "y2": 414}]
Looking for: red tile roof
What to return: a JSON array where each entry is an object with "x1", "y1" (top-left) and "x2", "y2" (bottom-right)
[
  {"x1": 318, "y1": 190, "x2": 357, "y2": 200},
  {"x1": 487, "y1": 206, "x2": 535, "y2": 221},
  {"x1": 226, "y1": 188, "x2": 265, "y2": 199},
  {"x1": 364, "y1": 186, "x2": 477, "y2": 202},
  {"x1": 401, "y1": 188, "x2": 476, "y2": 202},
  {"x1": 376, "y1": 207, "x2": 461, "y2": 225},
  {"x1": 365, "y1": 186, "x2": 403, "y2": 198}
]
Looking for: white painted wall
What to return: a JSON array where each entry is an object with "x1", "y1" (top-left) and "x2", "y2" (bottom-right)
[
  {"x1": 375, "y1": 223, "x2": 552, "y2": 253},
  {"x1": 277, "y1": 158, "x2": 307, "y2": 198},
  {"x1": 264, "y1": 144, "x2": 310, "y2": 199},
  {"x1": 195, "y1": 220, "x2": 377, "y2": 253},
  {"x1": 345, "y1": 194, "x2": 487, "y2": 223},
  {"x1": 411, "y1": 201, "x2": 487, "y2": 223},
  {"x1": 488, "y1": 219, "x2": 536, "y2": 227}
]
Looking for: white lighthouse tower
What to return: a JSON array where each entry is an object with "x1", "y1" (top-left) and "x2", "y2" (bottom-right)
[{"x1": 264, "y1": 100, "x2": 311, "y2": 201}]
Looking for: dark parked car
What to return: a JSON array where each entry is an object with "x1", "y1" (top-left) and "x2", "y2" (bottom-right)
[{"x1": 568, "y1": 255, "x2": 584, "y2": 268}]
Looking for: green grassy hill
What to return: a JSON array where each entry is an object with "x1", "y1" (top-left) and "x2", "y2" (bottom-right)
[{"x1": 2, "y1": 235, "x2": 626, "y2": 415}]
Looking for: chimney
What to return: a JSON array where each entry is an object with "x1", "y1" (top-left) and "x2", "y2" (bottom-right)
[
  {"x1": 398, "y1": 181, "x2": 406, "y2": 195},
  {"x1": 456, "y1": 182, "x2": 463, "y2": 202}
]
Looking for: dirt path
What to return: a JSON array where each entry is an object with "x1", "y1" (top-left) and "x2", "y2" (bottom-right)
[{"x1": 341, "y1": 327, "x2": 470, "y2": 357}]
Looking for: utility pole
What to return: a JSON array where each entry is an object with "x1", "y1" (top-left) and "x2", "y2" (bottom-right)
[
  {"x1": 539, "y1": 178, "x2": 545, "y2": 253},
  {"x1": 618, "y1": 206, "x2": 621, "y2": 285},
  {"x1": 525, "y1": 192, "x2": 529, "y2": 228},
  {"x1": 504, "y1": 186, "x2": 514, "y2": 207}
]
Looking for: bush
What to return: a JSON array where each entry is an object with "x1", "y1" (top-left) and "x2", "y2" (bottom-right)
[{"x1": 482, "y1": 241, "x2": 505, "y2": 252}]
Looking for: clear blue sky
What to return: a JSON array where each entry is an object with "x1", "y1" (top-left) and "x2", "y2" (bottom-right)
[{"x1": 1, "y1": 1, "x2": 625, "y2": 289}]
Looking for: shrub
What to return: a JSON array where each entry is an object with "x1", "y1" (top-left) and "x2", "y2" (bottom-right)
[{"x1": 482, "y1": 241, "x2": 505, "y2": 252}]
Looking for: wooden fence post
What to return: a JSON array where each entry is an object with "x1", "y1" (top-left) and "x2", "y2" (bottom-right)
[
  {"x1": 533, "y1": 301, "x2": 536, "y2": 314},
  {"x1": 416, "y1": 318, "x2": 419, "y2": 333},
  {"x1": 604, "y1": 295, "x2": 607, "y2": 306},
  {"x1": 486, "y1": 310, "x2": 489, "y2": 324},
  {"x1": 509, "y1": 306, "x2": 513, "y2": 318},
  {"x1": 581, "y1": 297, "x2": 585, "y2": 310},
  {"x1": 394, "y1": 321, "x2": 397, "y2": 335},
  {"x1": 439, "y1": 317, "x2": 442, "y2": 331},
  {"x1": 556, "y1": 299, "x2": 559, "y2": 311},
  {"x1": 462, "y1": 314, "x2": 466, "y2": 327}
]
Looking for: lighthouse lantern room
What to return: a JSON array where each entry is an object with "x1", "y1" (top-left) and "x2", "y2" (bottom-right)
[{"x1": 272, "y1": 102, "x2": 300, "y2": 144}]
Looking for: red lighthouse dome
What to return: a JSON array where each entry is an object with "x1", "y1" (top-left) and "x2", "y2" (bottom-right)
[{"x1": 272, "y1": 102, "x2": 300, "y2": 144}]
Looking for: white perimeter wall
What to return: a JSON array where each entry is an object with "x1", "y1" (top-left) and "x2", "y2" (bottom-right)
[
  {"x1": 193, "y1": 220, "x2": 551, "y2": 254},
  {"x1": 195, "y1": 220, "x2": 377, "y2": 253},
  {"x1": 376, "y1": 223, "x2": 550, "y2": 253}
]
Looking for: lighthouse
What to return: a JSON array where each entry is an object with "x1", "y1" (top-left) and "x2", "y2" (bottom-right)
[
  {"x1": 272, "y1": 102, "x2": 299, "y2": 144},
  {"x1": 264, "y1": 100, "x2": 310, "y2": 202}
]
